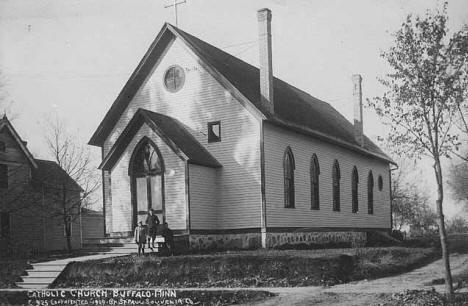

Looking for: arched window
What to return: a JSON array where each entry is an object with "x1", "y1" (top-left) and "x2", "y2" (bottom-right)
[
  {"x1": 332, "y1": 160, "x2": 340, "y2": 211},
  {"x1": 130, "y1": 138, "x2": 164, "y2": 228},
  {"x1": 310, "y1": 154, "x2": 320, "y2": 210},
  {"x1": 378, "y1": 175, "x2": 383, "y2": 191},
  {"x1": 368, "y1": 171, "x2": 374, "y2": 214},
  {"x1": 352, "y1": 166, "x2": 359, "y2": 213},
  {"x1": 283, "y1": 147, "x2": 295, "y2": 208}
]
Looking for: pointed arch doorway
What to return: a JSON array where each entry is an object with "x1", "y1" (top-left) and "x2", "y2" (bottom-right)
[{"x1": 129, "y1": 137, "x2": 165, "y2": 230}]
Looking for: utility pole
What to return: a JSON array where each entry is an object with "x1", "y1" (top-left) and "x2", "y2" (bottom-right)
[{"x1": 164, "y1": 0, "x2": 186, "y2": 27}]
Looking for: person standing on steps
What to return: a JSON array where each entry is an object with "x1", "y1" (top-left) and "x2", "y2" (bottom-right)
[
  {"x1": 161, "y1": 222, "x2": 175, "y2": 256},
  {"x1": 146, "y1": 208, "x2": 160, "y2": 250},
  {"x1": 134, "y1": 221, "x2": 147, "y2": 256}
]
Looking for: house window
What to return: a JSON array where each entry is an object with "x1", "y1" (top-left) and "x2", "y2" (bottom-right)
[
  {"x1": 163, "y1": 65, "x2": 185, "y2": 92},
  {"x1": 352, "y1": 166, "x2": 359, "y2": 213},
  {"x1": 310, "y1": 154, "x2": 320, "y2": 210},
  {"x1": 378, "y1": 175, "x2": 383, "y2": 191},
  {"x1": 0, "y1": 164, "x2": 7, "y2": 189},
  {"x1": 284, "y1": 147, "x2": 295, "y2": 208},
  {"x1": 0, "y1": 141, "x2": 5, "y2": 152},
  {"x1": 368, "y1": 171, "x2": 374, "y2": 214},
  {"x1": 332, "y1": 160, "x2": 340, "y2": 211},
  {"x1": 207, "y1": 121, "x2": 221, "y2": 143},
  {"x1": 0, "y1": 212, "x2": 10, "y2": 238},
  {"x1": 64, "y1": 215, "x2": 72, "y2": 238}
]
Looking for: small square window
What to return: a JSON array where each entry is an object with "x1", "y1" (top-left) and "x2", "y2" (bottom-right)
[{"x1": 208, "y1": 121, "x2": 221, "y2": 143}]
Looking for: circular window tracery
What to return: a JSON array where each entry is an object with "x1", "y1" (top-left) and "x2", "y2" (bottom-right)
[{"x1": 163, "y1": 65, "x2": 185, "y2": 92}]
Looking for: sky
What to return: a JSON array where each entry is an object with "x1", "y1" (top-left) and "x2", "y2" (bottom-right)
[{"x1": 0, "y1": 0, "x2": 467, "y2": 217}]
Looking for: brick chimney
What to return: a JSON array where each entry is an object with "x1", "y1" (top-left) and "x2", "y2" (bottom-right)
[
  {"x1": 353, "y1": 74, "x2": 364, "y2": 147},
  {"x1": 257, "y1": 8, "x2": 274, "y2": 114}
]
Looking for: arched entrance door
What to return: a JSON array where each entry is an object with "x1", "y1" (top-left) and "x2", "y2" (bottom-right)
[{"x1": 129, "y1": 138, "x2": 164, "y2": 229}]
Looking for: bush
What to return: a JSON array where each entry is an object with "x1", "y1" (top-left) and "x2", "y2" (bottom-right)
[{"x1": 391, "y1": 230, "x2": 405, "y2": 241}]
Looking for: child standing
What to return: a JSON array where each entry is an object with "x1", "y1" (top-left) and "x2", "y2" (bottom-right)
[{"x1": 134, "y1": 221, "x2": 147, "y2": 256}]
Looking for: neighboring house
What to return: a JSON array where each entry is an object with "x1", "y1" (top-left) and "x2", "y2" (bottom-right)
[
  {"x1": 0, "y1": 116, "x2": 82, "y2": 253},
  {"x1": 81, "y1": 208, "x2": 104, "y2": 240},
  {"x1": 89, "y1": 9, "x2": 395, "y2": 250}
]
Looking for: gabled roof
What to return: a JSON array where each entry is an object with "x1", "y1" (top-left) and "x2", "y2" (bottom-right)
[
  {"x1": 99, "y1": 109, "x2": 221, "y2": 170},
  {"x1": 89, "y1": 23, "x2": 393, "y2": 164},
  {"x1": 33, "y1": 159, "x2": 83, "y2": 192},
  {"x1": 0, "y1": 115, "x2": 38, "y2": 169}
]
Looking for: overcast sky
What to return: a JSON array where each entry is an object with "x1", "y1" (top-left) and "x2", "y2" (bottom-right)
[{"x1": 1, "y1": 0, "x2": 467, "y2": 216}]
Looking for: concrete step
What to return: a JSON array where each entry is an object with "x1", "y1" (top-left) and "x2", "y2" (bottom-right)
[
  {"x1": 84, "y1": 236, "x2": 165, "y2": 245},
  {"x1": 18, "y1": 277, "x2": 56, "y2": 284},
  {"x1": 27, "y1": 265, "x2": 65, "y2": 272},
  {"x1": 26, "y1": 270, "x2": 63, "y2": 278},
  {"x1": 16, "y1": 282, "x2": 49, "y2": 289}
]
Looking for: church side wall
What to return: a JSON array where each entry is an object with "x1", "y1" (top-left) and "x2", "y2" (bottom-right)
[
  {"x1": 188, "y1": 164, "x2": 217, "y2": 230},
  {"x1": 103, "y1": 38, "x2": 262, "y2": 230},
  {"x1": 110, "y1": 123, "x2": 187, "y2": 233},
  {"x1": 264, "y1": 123, "x2": 391, "y2": 230}
]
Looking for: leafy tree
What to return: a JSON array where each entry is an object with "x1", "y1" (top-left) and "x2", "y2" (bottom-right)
[
  {"x1": 391, "y1": 159, "x2": 437, "y2": 233},
  {"x1": 446, "y1": 216, "x2": 468, "y2": 233},
  {"x1": 447, "y1": 161, "x2": 468, "y2": 211},
  {"x1": 369, "y1": 4, "x2": 468, "y2": 296}
]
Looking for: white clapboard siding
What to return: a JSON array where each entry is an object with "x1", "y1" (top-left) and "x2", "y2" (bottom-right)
[
  {"x1": 189, "y1": 164, "x2": 217, "y2": 229},
  {"x1": 103, "y1": 37, "x2": 262, "y2": 230},
  {"x1": 264, "y1": 123, "x2": 391, "y2": 229},
  {"x1": 110, "y1": 123, "x2": 187, "y2": 232}
]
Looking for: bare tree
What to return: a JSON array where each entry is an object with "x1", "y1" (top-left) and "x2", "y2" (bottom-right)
[
  {"x1": 0, "y1": 71, "x2": 16, "y2": 120},
  {"x1": 42, "y1": 116, "x2": 100, "y2": 250},
  {"x1": 369, "y1": 4, "x2": 468, "y2": 296}
]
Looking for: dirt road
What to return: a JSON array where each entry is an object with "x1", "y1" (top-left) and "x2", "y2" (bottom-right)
[{"x1": 245, "y1": 253, "x2": 468, "y2": 306}]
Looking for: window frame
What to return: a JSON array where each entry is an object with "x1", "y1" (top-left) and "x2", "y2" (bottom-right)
[
  {"x1": 207, "y1": 121, "x2": 221, "y2": 143},
  {"x1": 0, "y1": 164, "x2": 8, "y2": 189},
  {"x1": 0, "y1": 141, "x2": 5, "y2": 152},
  {"x1": 283, "y1": 147, "x2": 295, "y2": 209},
  {"x1": 351, "y1": 166, "x2": 359, "y2": 213},
  {"x1": 378, "y1": 175, "x2": 383, "y2": 191},
  {"x1": 163, "y1": 65, "x2": 185, "y2": 93},
  {"x1": 0, "y1": 212, "x2": 10, "y2": 239},
  {"x1": 332, "y1": 160, "x2": 341, "y2": 212},
  {"x1": 368, "y1": 171, "x2": 374, "y2": 214},
  {"x1": 310, "y1": 154, "x2": 320, "y2": 210}
]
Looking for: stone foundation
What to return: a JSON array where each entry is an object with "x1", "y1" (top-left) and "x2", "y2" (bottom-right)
[
  {"x1": 266, "y1": 231, "x2": 367, "y2": 248},
  {"x1": 187, "y1": 231, "x2": 368, "y2": 250},
  {"x1": 189, "y1": 233, "x2": 262, "y2": 250}
]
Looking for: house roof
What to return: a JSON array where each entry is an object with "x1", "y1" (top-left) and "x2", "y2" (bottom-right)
[
  {"x1": 81, "y1": 207, "x2": 103, "y2": 216},
  {"x1": 89, "y1": 23, "x2": 393, "y2": 164},
  {"x1": 0, "y1": 115, "x2": 38, "y2": 169},
  {"x1": 99, "y1": 109, "x2": 222, "y2": 170},
  {"x1": 33, "y1": 159, "x2": 83, "y2": 192}
]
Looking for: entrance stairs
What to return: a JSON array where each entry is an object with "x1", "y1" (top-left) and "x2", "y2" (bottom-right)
[{"x1": 15, "y1": 236, "x2": 163, "y2": 289}]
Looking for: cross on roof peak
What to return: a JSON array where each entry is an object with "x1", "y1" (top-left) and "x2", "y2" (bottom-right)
[{"x1": 164, "y1": 0, "x2": 186, "y2": 27}]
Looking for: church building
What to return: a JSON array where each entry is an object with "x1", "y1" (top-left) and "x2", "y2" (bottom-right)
[{"x1": 89, "y1": 9, "x2": 394, "y2": 250}]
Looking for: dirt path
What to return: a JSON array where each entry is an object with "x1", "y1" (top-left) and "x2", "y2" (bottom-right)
[{"x1": 244, "y1": 253, "x2": 468, "y2": 306}]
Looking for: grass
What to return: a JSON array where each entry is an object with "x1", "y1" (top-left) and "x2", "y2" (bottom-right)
[
  {"x1": 52, "y1": 246, "x2": 437, "y2": 288},
  {"x1": 0, "y1": 260, "x2": 32, "y2": 288}
]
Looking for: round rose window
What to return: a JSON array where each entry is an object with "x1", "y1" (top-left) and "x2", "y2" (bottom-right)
[{"x1": 163, "y1": 65, "x2": 185, "y2": 92}]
